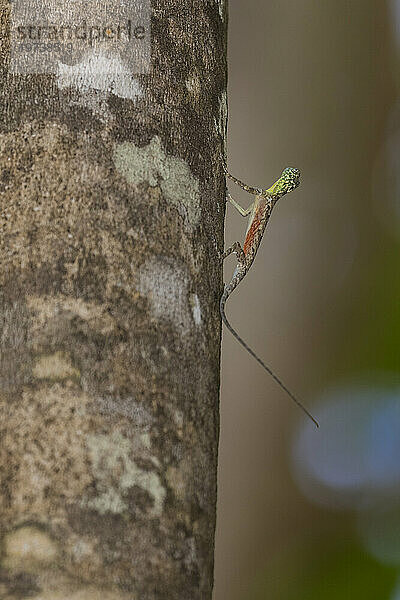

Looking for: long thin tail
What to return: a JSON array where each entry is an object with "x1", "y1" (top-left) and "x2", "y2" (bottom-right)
[{"x1": 220, "y1": 293, "x2": 319, "y2": 428}]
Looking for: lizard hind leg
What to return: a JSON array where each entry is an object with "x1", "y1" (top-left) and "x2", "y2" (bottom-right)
[{"x1": 221, "y1": 241, "x2": 246, "y2": 265}]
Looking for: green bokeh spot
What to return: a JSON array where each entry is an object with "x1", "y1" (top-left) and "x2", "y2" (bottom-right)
[{"x1": 247, "y1": 538, "x2": 397, "y2": 600}]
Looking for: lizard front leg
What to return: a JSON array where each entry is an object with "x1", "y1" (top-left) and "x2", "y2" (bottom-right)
[
  {"x1": 221, "y1": 156, "x2": 262, "y2": 196},
  {"x1": 224, "y1": 170, "x2": 262, "y2": 196},
  {"x1": 226, "y1": 192, "x2": 254, "y2": 216}
]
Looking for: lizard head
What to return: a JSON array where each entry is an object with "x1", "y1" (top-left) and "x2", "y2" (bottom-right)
[{"x1": 266, "y1": 167, "x2": 300, "y2": 198}]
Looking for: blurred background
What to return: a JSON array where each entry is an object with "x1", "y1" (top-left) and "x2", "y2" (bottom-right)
[{"x1": 214, "y1": 1, "x2": 400, "y2": 599}]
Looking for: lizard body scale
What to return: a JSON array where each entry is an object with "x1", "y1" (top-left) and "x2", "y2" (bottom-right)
[{"x1": 220, "y1": 160, "x2": 319, "y2": 428}]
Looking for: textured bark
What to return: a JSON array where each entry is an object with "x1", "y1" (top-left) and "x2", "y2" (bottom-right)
[{"x1": 0, "y1": 1, "x2": 226, "y2": 598}]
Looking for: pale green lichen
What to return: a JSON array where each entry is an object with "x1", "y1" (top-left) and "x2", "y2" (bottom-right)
[
  {"x1": 113, "y1": 136, "x2": 201, "y2": 225},
  {"x1": 84, "y1": 431, "x2": 165, "y2": 517}
]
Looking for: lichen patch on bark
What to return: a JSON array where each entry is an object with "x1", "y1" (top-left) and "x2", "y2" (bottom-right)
[
  {"x1": 84, "y1": 431, "x2": 166, "y2": 517},
  {"x1": 113, "y1": 136, "x2": 201, "y2": 225},
  {"x1": 189, "y1": 293, "x2": 202, "y2": 326},
  {"x1": 57, "y1": 50, "x2": 143, "y2": 101},
  {"x1": 137, "y1": 256, "x2": 196, "y2": 334},
  {"x1": 2, "y1": 525, "x2": 59, "y2": 572},
  {"x1": 0, "y1": 385, "x2": 93, "y2": 518},
  {"x1": 27, "y1": 295, "x2": 116, "y2": 338},
  {"x1": 33, "y1": 351, "x2": 80, "y2": 380}
]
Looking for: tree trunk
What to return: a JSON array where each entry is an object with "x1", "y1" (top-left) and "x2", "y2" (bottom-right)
[{"x1": 0, "y1": 1, "x2": 226, "y2": 598}]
